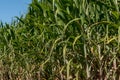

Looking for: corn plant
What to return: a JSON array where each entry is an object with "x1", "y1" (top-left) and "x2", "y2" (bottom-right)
[{"x1": 0, "y1": 0, "x2": 120, "y2": 80}]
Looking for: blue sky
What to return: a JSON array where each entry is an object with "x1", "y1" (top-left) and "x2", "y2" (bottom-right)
[{"x1": 0, "y1": 0, "x2": 31, "y2": 23}]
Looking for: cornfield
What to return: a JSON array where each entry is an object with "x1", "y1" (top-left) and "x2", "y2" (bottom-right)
[{"x1": 0, "y1": 0, "x2": 120, "y2": 80}]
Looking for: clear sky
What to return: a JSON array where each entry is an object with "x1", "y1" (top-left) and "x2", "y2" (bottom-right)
[{"x1": 0, "y1": 0, "x2": 31, "y2": 23}]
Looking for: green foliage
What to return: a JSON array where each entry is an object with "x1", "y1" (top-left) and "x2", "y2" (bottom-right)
[{"x1": 0, "y1": 0, "x2": 120, "y2": 79}]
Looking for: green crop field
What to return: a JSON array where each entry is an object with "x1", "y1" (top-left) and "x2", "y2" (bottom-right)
[{"x1": 0, "y1": 0, "x2": 120, "y2": 80}]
